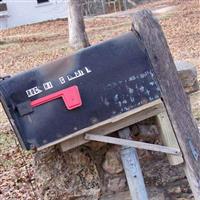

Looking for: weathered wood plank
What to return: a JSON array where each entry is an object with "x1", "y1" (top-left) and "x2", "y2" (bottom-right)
[
  {"x1": 59, "y1": 99, "x2": 164, "y2": 152},
  {"x1": 119, "y1": 128, "x2": 148, "y2": 200},
  {"x1": 132, "y1": 10, "x2": 200, "y2": 199},
  {"x1": 156, "y1": 111, "x2": 184, "y2": 165},
  {"x1": 85, "y1": 134, "x2": 181, "y2": 155}
]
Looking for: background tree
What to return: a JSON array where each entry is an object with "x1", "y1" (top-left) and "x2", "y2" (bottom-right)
[{"x1": 67, "y1": 0, "x2": 90, "y2": 49}]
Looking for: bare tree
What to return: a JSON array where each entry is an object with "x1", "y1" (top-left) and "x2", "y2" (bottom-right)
[
  {"x1": 67, "y1": 0, "x2": 90, "y2": 49},
  {"x1": 127, "y1": 0, "x2": 137, "y2": 7}
]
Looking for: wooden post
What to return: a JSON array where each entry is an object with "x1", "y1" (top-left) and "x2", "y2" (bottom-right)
[
  {"x1": 132, "y1": 10, "x2": 200, "y2": 199},
  {"x1": 119, "y1": 128, "x2": 148, "y2": 200}
]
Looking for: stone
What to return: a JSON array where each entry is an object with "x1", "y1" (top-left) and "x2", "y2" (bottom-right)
[
  {"x1": 167, "y1": 185, "x2": 182, "y2": 194},
  {"x1": 100, "y1": 188, "x2": 166, "y2": 200},
  {"x1": 102, "y1": 145, "x2": 123, "y2": 175},
  {"x1": 130, "y1": 123, "x2": 160, "y2": 161},
  {"x1": 148, "y1": 187, "x2": 166, "y2": 200},
  {"x1": 100, "y1": 191, "x2": 131, "y2": 200},
  {"x1": 34, "y1": 146, "x2": 101, "y2": 200},
  {"x1": 142, "y1": 155, "x2": 186, "y2": 186},
  {"x1": 84, "y1": 141, "x2": 106, "y2": 151},
  {"x1": 175, "y1": 60, "x2": 199, "y2": 94},
  {"x1": 135, "y1": 124, "x2": 159, "y2": 143},
  {"x1": 107, "y1": 176, "x2": 127, "y2": 192}
]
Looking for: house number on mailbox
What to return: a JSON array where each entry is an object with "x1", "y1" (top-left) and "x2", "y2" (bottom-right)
[{"x1": 26, "y1": 67, "x2": 92, "y2": 98}]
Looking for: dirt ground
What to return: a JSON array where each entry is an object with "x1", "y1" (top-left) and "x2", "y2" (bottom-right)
[{"x1": 0, "y1": 0, "x2": 200, "y2": 199}]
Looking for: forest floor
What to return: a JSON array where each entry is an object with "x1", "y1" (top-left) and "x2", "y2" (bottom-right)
[{"x1": 0, "y1": 0, "x2": 200, "y2": 199}]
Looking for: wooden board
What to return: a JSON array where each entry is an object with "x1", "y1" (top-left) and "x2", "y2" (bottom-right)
[
  {"x1": 132, "y1": 10, "x2": 200, "y2": 199},
  {"x1": 85, "y1": 134, "x2": 181, "y2": 155},
  {"x1": 156, "y1": 111, "x2": 184, "y2": 165},
  {"x1": 59, "y1": 99, "x2": 164, "y2": 152}
]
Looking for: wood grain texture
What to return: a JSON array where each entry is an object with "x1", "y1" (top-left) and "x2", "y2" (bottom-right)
[
  {"x1": 156, "y1": 111, "x2": 184, "y2": 165},
  {"x1": 85, "y1": 134, "x2": 181, "y2": 155},
  {"x1": 132, "y1": 10, "x2": 200, "y2": 199}
]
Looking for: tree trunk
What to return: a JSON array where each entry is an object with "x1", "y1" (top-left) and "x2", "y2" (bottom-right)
[{"x1": 68, "y1": 0, "x2": 90, "y2": 50}]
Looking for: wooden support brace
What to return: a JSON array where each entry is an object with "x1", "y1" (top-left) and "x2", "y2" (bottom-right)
[
  {"x1": 85, "y1": 134, "x2": 181, "y2": 156},
  {"x1": 119, "y1": 128, "x2": 148, "y2": 200},
  {"x1": 156, "y1": 111, "x2": 184, "y2": 165},
  {"x1": 132, "y1": 10, "x2": 200, "y2": 199}
]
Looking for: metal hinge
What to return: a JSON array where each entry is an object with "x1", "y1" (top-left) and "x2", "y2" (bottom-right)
[{"x1": 0, "y1": 75, "x2": 11, "y2": 82}]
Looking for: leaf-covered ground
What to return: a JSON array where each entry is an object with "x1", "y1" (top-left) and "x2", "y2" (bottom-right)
[{"x1": 0, "y1": 0, "x2": 199, "y2": 199}]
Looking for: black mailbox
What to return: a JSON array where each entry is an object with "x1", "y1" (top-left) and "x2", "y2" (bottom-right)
[{"x1": 0, "y1": 32, "x2": 160, "y2": 150}]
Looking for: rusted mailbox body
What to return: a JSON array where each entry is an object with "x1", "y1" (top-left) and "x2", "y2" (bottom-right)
[{"x1": 0, "y1": 32, "x2": 160, "y2": 150}]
